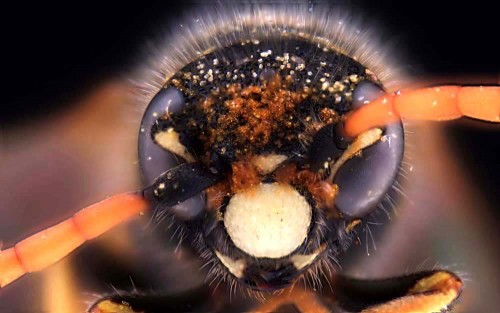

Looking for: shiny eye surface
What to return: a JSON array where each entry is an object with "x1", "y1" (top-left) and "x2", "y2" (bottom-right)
[
  {"x1": 139, "y1": 87, "x2": 185, "y2": 186},
  {"x1": 138, "y1": 23, "x2": 405, "y2": 291},
  {"x1": 332, "y1": 82, "x2": 404, "y2": 218}
]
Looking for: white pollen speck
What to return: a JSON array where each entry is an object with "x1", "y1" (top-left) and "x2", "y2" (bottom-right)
[{"x1": 260, "y1": 50, "x2": 272, "y2": 57}]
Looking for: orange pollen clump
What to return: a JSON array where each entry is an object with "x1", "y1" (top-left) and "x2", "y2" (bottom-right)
[
  {"x1": 205, "y1": 181, "x2": 231, "y2": 210},
  {"x1": 275, "y1": 163, "x2": 299, "y2": 185},
  {"x1": 202, "y1": 80, "x2": 307, "y2": 156},
  {"x1": 275, "y1": 163, "x2": 338, "y2": 210},
  {"x1": 311, "y1": 181, "x2": 339, "y2": 210},
  {"x1": 230, "y1": 161, "x2": 261, "y2": 193}
]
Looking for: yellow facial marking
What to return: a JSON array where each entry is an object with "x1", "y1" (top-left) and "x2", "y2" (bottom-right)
[
  {"x1": 328, "y1": 128, "x2": 383, "y2": 181},
  {"x1": 154, "y1": 128, "x2": 195, "y2": 162}
]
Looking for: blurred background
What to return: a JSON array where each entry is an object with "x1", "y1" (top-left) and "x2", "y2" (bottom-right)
[{"x1": 0, "y1": 1, "x2": 499, "y2": 312}]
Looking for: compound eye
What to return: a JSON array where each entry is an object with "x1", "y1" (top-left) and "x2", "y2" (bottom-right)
[
  {"x1": 334, "y1": 82, "x2": 404, "y2": 218},
  {"x1": 139, "y1": 87, "x2": 185, "y2": 185},
  {"x1": 139, "y1": 87, "x2": 206, "y2": 220},
  {"x1": 352, "y1": 80, "x2": 385, "y2": 109}
]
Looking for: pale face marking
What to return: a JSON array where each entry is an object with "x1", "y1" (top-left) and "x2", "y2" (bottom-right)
[{"x1": 224, "y1": 183, "x2": 312, "y2": 259}]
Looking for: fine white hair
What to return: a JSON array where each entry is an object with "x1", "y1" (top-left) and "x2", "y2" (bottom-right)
[{"x1": 133, "y1": 2, "x2": 408, "y2": 115}]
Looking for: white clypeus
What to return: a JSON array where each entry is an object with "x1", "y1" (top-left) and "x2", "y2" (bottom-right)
[{"x1": 223, "y1": 183, "x2": 312, "y2": 259}]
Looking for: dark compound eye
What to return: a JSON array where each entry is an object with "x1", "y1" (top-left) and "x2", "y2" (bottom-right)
[
  {"x1": 352, "y1": 80, "x2": 385, "y2": 109},
  {"x1": 310, "y1": 81, "x2": 404, "y2": 218},
  {"x1": 309, "y1": 82, "x2": 404, "y2": 218},
  {"x1": 138, "y1": 87, "x2": 209, "y2": 220},
  {"x1": 138, "y1": 86, "x2": 186, "y2": 185},
  {"x1": 334, "y1": 82, "x2": 404, "y2": 218},
  {"x1": 333, "y1": 123, "x2": 404, "y2": 218}
]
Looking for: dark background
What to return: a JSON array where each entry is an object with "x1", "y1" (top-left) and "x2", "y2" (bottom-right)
[{"x1": 1, "y1": 0, "x2": 497, "y2": 210}]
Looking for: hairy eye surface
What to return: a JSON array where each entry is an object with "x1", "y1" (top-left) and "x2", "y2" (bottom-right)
[{"x1": 137, "y1": 7, "x2": 405, "y2": 292}]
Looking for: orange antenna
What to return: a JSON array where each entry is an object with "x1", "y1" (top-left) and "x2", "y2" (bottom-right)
[
  {"x1": 344, "y1": 85, "x2": 500, "y2": 138},
  {"x1": 0, "y1": 193, "x2": 149, "y2": 288}
]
